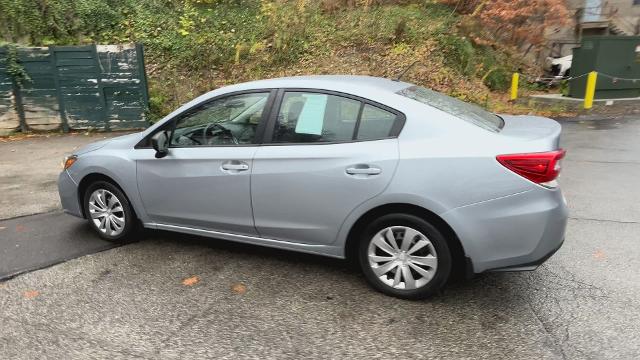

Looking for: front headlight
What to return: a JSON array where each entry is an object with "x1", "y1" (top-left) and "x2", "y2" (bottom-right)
[{"x1": 62, "y1": 155, "x2": 77, "y2": 170}]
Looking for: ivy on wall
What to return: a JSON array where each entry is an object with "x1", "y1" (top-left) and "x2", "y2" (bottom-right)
[{"x1": 5, "y1": 44, "x2": 31, "y2": 88}]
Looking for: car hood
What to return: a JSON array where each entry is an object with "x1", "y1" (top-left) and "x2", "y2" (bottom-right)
[
  {"x1": 75, "y1": 138, "x2": 111, "y2": 155},
  {"x1": 74, "y1": 132, "x2": 142, "y2": 155}
]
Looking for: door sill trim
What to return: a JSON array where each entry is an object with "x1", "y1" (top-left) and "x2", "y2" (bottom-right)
[{"x1": 144, "y1": 222, "x2": 344, "y2": 259}]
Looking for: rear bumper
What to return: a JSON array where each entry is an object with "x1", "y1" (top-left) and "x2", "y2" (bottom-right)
[
  {"x1": 441, "y1": 187, "x2": 568, "y2": 274},
  {"x1": 486, "y1": 237, "x2": 564, "y2": 272},
  {"x1": 58, "y1": 171, "x2": 83, "y2": 218}
]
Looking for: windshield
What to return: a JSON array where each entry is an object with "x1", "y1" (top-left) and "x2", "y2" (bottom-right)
[{"x1": 397, "y1": 86, "x2": 503, "y2": 132}]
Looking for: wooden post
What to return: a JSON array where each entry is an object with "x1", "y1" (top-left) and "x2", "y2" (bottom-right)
[
  {"x1": 234, "y1": 44, "x2": 242, "y2": 65},
  {"x1": 11, "y1": 80, "x2": 28, "y2": 133},
  {"x1": 510, "y1": 73, "x2": 519, "y2": 101},
  {"x1": 91, "y1": 44, "x2": 110, "y2": 131},
  {"x1": 49, "y1": 46, "x2": 70, "y2": 132},
  {"x1": 584, "y1": 71, "x2": 598, "y2": 109},
  {"x1": 135, "y1": 43, "x2": 150, "y2": 115}
]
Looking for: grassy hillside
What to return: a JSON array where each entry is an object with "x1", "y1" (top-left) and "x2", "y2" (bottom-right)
[{"x1": 1, "y1": 0, "x2": 532, "y2": 120}]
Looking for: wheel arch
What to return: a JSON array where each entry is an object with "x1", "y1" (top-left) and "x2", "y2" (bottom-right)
[
  {"x1": 344, "y1": 203, "x2": 471, "y2": 279},
  {"x1": 77, "y1": 173, "x2": 137, "y2": 219}
]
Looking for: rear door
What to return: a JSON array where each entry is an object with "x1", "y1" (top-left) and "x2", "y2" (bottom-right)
[{"x1": 251, "y1": 90, "x2": 403, "y2": 245}]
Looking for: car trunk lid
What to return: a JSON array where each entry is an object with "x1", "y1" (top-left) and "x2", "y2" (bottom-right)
[{"x1": 498, "y1": 114, "x2": 562, "y2": 150}]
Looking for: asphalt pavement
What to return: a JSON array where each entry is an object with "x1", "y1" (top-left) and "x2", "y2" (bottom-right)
[
  {"x1": 0, "y1": 132, "x2": 129, "y2": 219},
  {"x1": 0, "y1": 212, "x2": 117, "y2": 280},
  {"x1": 1, "y1": 117, "x2": 639, "y2": 359}
]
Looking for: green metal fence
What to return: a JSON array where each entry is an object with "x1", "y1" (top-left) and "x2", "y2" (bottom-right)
[{"x1": 0, "y1": 44, "x2": 149, "y2": 134}]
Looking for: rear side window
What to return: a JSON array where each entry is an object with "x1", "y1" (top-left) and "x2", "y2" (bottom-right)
[
  {"x1": 356, "y1": 105, "x2": 397, "y2": 140},
  {"x1": 273, "y1": 92, "x2": 359, "y2": 143},
  {"x1": 273, "y1": 91, "x2": 403, "y2": 143},
  {"x1": 397, "y1": 86, "x2": 503, "y2": 132}
]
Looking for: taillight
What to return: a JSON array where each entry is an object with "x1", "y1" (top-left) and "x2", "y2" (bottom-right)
[{"x1": 496, "y1": 149, "x2": 566, "y2": 186}]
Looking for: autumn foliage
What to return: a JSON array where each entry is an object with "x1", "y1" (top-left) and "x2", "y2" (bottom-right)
[{"x1": 439, "y1": 0, "x2": 571, "y2": 52}]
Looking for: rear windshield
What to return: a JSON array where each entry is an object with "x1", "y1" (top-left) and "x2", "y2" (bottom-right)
[{"x1": 397, "y1": 86, "x2": 504, "y2": 132}]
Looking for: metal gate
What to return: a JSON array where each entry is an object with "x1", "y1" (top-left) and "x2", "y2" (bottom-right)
[{"x1": 0, "y1": 43, "x2": 149, "y2": 134}]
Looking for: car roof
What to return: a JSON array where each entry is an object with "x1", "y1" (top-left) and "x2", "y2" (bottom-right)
[
  {"x1": 147, "y1": 75, "x2": 417, "y2": 133},
  {"x1": 223, "y1": 75, "x2": 413, "y2": 94}
]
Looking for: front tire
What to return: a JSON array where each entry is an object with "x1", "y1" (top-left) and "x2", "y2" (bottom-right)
[
  {"x1": 358, "y1": 213, "x2": 452, "y2": 300},
  {"x1": 83, "y1": 181, "x2": 136, "y2": 242}
]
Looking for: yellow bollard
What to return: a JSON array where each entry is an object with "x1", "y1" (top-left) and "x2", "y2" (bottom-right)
[
  {"x1": 510, "y1": 73, "x2": 519, "y2": 101},
  {"x1": 584, "y1": 71, "x2": 598, "y2": 109}
]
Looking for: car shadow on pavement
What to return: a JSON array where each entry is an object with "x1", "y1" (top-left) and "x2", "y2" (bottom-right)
[
  {"x1": 140, "y1": 228, "x2": 351, "y2": 270},
  {"x1": 134, "y1": 227, "x2": 517, "y2": 301},
  {"x1": 1, "y1": 210, "x2": 524, "y2": 304}
]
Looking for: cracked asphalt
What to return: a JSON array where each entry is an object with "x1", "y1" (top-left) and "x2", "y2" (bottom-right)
[{"x1": 1, "y1": 117, "x2": 639, "y2": 359}]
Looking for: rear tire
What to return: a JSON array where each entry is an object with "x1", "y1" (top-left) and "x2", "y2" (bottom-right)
[
  {"x1": 83, "y1": 181, "x2": 136, "y2": 243},
  {"x1": 358, "y1": 213, "x2": 452, "y2": 300}
]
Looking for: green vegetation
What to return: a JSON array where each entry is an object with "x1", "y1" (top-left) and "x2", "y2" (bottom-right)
[
  {"x1": 5, "y1": 44, "x2": 31, "y2": 88},
  {"x1": 1, "y1": 0, "x2": 525, "y2": 120}
]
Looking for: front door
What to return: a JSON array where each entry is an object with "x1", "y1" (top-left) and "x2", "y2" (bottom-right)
[
  {"x1": 251, "y1": 90, "x2": 402, "y2": 245},
  {"x1": 137, "y1": 91, "x2": 273, "y2": 235}
]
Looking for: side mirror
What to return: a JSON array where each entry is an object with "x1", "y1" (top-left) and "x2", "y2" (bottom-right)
[{"x1": 151, "y1": 130, "x2": 169, "y2": 158}]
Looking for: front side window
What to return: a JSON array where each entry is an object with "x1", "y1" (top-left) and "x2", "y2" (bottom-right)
[
  {"x1": 171, "y1": 92, "x2": 269, "y2": 146},
  {"x1": 273, "y1": 92, "x2": 360, "y2": 143},
  {"x1": 397, "y1": 86, "x2": 503, "y2": 132}
]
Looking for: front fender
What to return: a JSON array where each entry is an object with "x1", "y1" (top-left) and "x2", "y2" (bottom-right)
[{"x1": 67, "y1": 151, "x2": 149, "y2": 223}]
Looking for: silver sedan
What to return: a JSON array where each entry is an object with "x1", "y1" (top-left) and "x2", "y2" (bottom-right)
[{"x1": 58, "y1": 76, "x2": 568, "y2": 299}]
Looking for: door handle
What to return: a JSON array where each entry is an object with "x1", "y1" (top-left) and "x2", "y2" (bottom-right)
[
  {"x1": 221, "y1": 162, "x2": 249, "y2": 171},
  {"x1": 346, "y1": 166, "x2": 381, "y2": 175}
]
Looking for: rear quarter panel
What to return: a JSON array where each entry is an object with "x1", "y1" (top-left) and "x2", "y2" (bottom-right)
[{"x1": 380, "y1": 98, "x2": 538, "y2": 212}]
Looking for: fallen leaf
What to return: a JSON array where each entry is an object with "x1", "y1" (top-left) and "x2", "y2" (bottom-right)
[
  {"x1": 593, "y1": 249, "x2": 606, "y2": 260},
  {"x1": 182, "y1": 275, "x2": 200, "y2": 286},
  {"x1": 231, "y1": 283, "x2": 246, "y2": 295},
  {"x1": 15, "y1": 224, "x2": 27, "y2": 232},
  {"x1": 23, "y1": 290, "x2": 39, "y2": 299}
]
